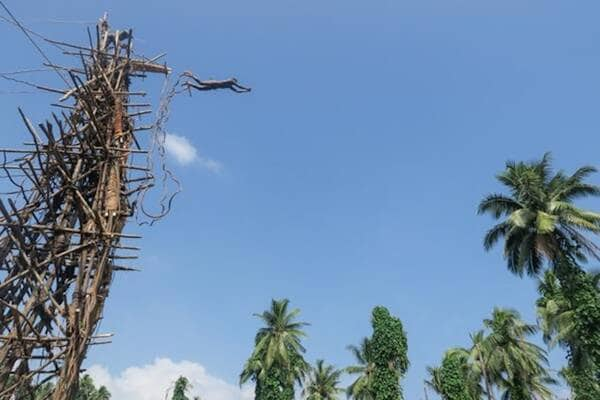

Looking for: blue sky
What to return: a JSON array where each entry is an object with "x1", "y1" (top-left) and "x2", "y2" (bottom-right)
[{"x1": 1, "y1": 1, "x2": 600, "y2": 399}]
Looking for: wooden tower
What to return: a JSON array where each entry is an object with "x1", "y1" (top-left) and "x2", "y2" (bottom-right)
[{"x1": 0, "y1": 15, "x2": 248, "y2": 399}]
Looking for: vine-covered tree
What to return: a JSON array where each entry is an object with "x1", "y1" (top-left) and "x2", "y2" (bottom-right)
[
  {"x1": 478, "y1": 153, "x2": 600, "y2": 398},
  {"x1": 301, "y1": 360, "x2": 343, "y2": 400},
  {"x1": 427, "y1": 348, "x2": 481, "y2": 400},
  {"x1": 240, "y1": 299, "x2": 309, "y2": 400},
  {"x1": 438, "y1": 350, "x2": 474, "y2": 400},
  {"x1": 369, "y1": 306, "x2": 408, "y2": 400},
  {"x1": 537, "y1": 271, "x2": 600, "y2": 396},
  {"x1": 172, "y1": 376, "x2": 192, "y2": 400}
]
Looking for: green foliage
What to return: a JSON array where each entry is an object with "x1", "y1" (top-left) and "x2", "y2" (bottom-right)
[
  {"x1": 499, "y1": 374, "x2": 556, "y2": 400},
  {"x1": 469, "y1": 330, "x2": 496, "y2": 400},
  {"x1": 439, "y1": 351, "x2": 472, "y2": 400},
  {"x1": 172, "y1": 376, "x2": 192, "y2": 400},
  {"x1": 241, "y1": 299, "x2": 309, "y2": 400},
  {"x1": 483, "y1": 309, "x2": 555, "y2": 400},
  {"x1": 34, "y1": 383, "x2": 54, "y2": 400},
  {"x1": 301, "y1": 360, "x2": 343, "y2": 400},
  {"x1": 478, "y1": 153, "x2": 600, "y2": 276},
  {"x1": 430, "y1": 309, "x2": 554, "y2": 400},
  {"x1": 255, "y1": 365, "x2": 295, "y2": 400},
  {"x1": 537, "y1": 267, "x2": 600, "y2": 399},
  {"x1": 480, "y1": 154, "x2": 600, "y2": 398},
  {"x1": 369, "y1": 306, "x2": 408, "y2": 400},
  {"x1": 30, "y1": 374, "x2": 110, "y2": 400},
  {"x1": 561, "y1": 367, "x2": 600, "y2": 400},
  {"x1": 428, "y1": 349, "x2": 481, "y2": 400},
  {"x1": 75, "y1": 375, "x2": 111, "y2": 400},
  {"x1": 346, "y1": 308, "x2": 408, "y2": 400},
  {"x1": 346, "y1": 338, "x2": 375, "y2": 400},
  {"x1": 425, "y1": 366, "x2": 443, "y2": 397}
]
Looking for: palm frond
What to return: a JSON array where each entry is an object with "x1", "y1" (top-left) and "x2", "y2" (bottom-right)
[
  {"x1": 478, "y1": 194, "x2": 523, "y2": 218},
  {"x1": 483, "y1": 222, "x2": 509, "y2": 251}
]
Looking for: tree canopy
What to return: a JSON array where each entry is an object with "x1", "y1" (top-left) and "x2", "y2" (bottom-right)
[{"x1": 241, "y1": 299, "x2": 309, "y2": 400}]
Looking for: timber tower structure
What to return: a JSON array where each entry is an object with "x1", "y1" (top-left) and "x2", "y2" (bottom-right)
[{"x1": 0, "y1": 14, "x2": 247, "y2": 400}]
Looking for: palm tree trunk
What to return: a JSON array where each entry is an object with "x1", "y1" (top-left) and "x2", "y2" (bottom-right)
[
  {"x1": 483, "y1": 372, "x2": 495, "y2": 400},
  {"x1": 553, "y1": 256, "x2": 578, "y2": 294},
  {"x1": 477, "y1": 353, "x2": 496, "y2": 400}
]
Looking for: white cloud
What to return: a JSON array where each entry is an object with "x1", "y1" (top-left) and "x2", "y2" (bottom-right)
[
  {"x1": 164, "y1": 134, "x2": 197, "y2": 165},
  {"x1": 164, "y1": 134, "x2": 223, "y2": 173},
  {"x1": 197, "y1": 156, "x2": 224, "y2": 174},
  {"x1": 87, "y1": 358, "x2": 253, "y2": 400}
]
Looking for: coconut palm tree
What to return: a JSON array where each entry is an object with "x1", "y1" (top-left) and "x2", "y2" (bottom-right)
[
  {"x1": 302, "y1": 360, "x2": 343, "y2": 400},
  {"x1": 253, "y1": 298, "x2": 309, "y2": 372},
  {"x1": 478, "y1": 153, "x2": 600, "y2": 276},
  {"x1": 479, "y1": 155, "x2": 600, "y2": 398},
  {"x1": 424, "y1": 366, "x2": 443, "y2": 396},
  {"x1": 346, "y1": 338, "x2": 374, "y2": 400},
  {"x1": 498, "y1": 373, "x2": 555, "y2": 400},
  {"x1": 537, "y1": 271, "x2": 578, "y2": 351},
  {"x1": 240, "y1": 299, "x2": 309, "y2": 400},
  {"x1": 469, "y1": 330, "x2": 496, "y2": 400},
  {"x1": 483, "y1": 308, "x2": 555, "y2": 400}
]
